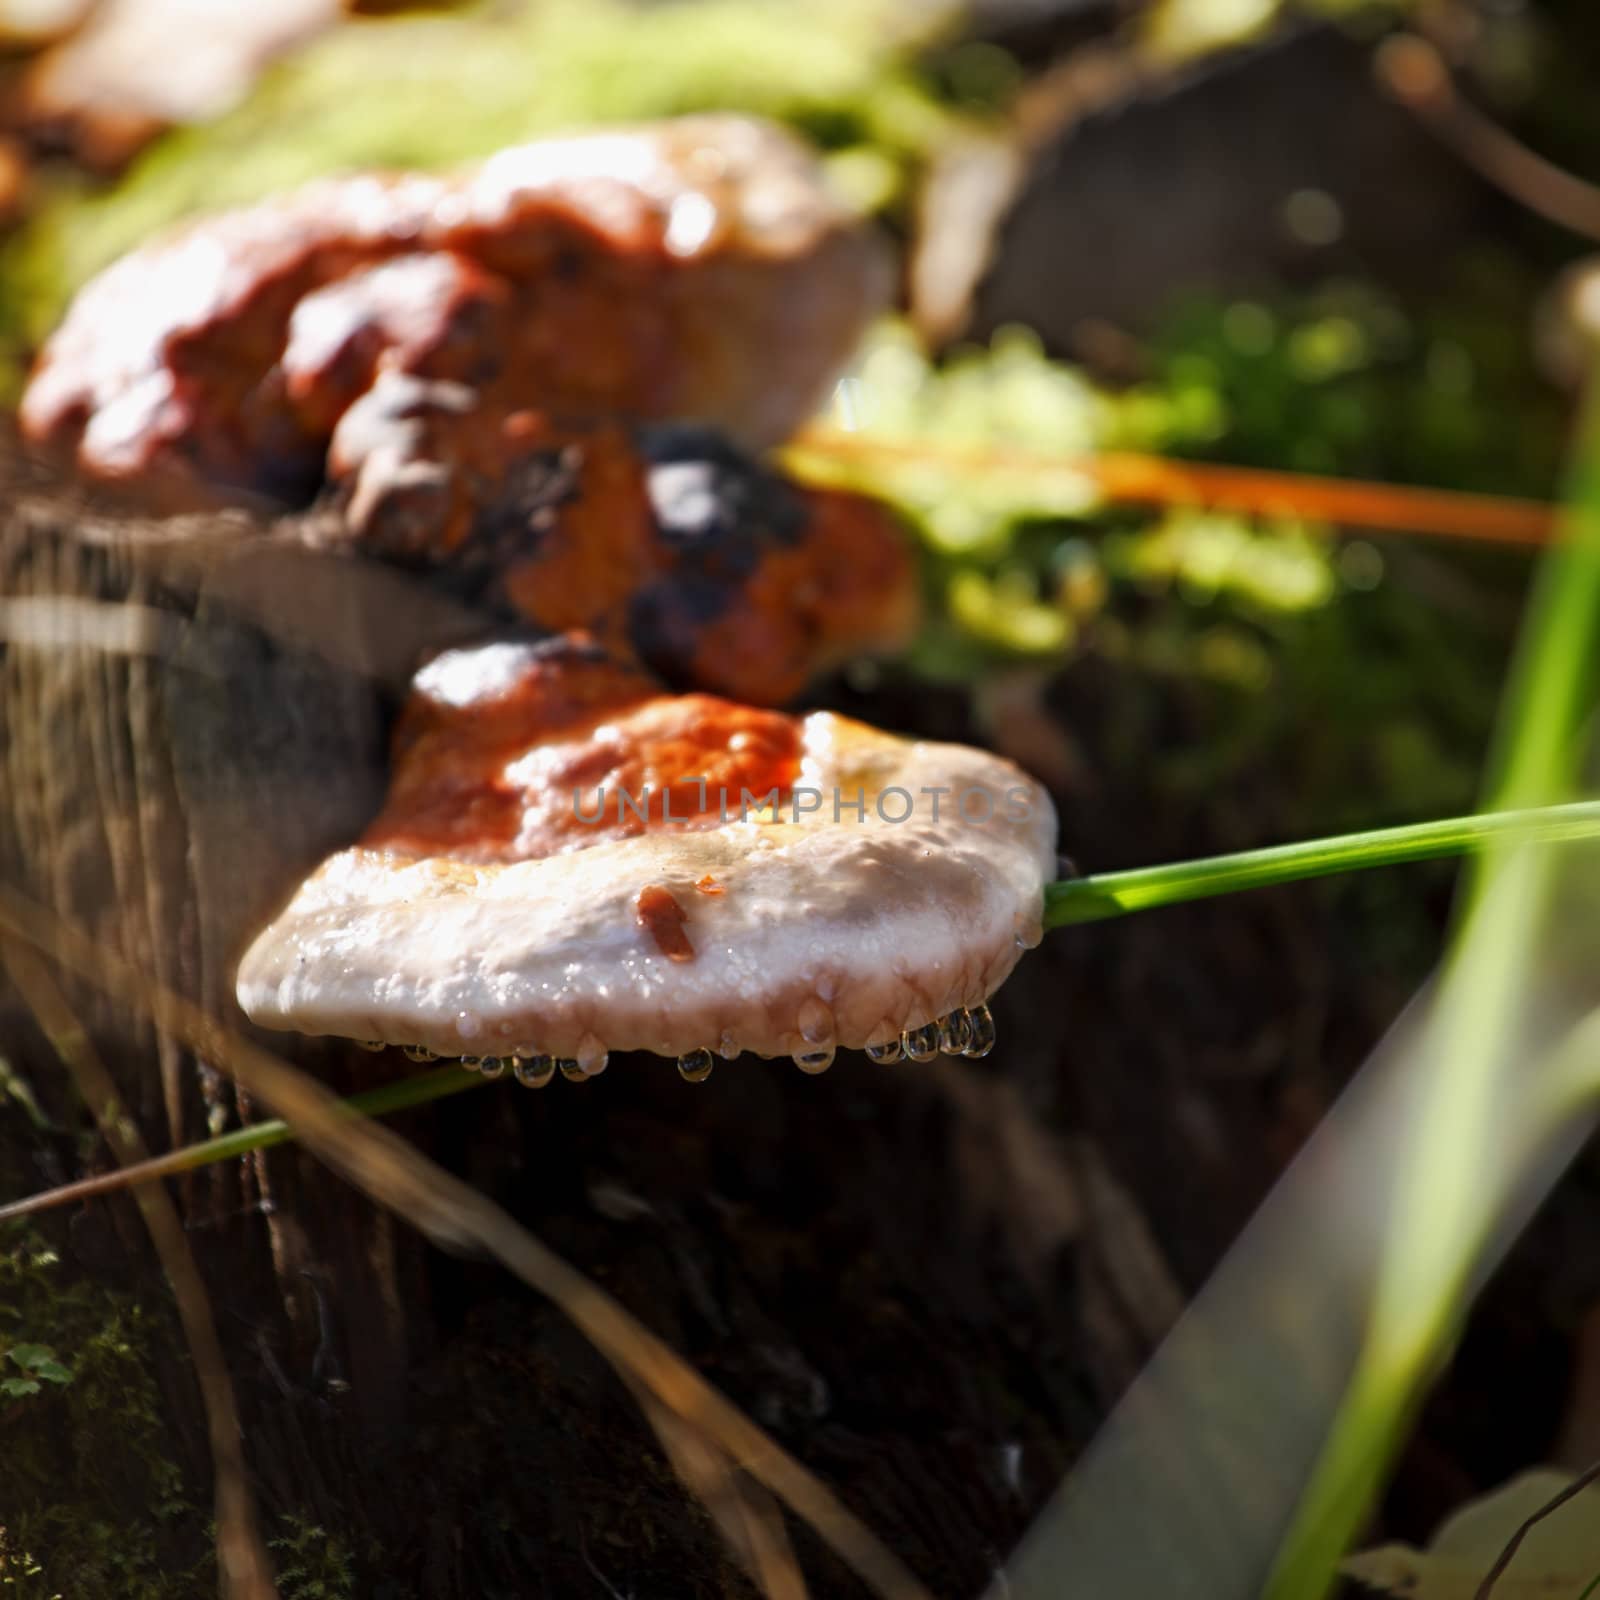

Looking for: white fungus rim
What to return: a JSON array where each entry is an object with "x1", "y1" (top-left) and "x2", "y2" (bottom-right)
[{"x1": 235, "y1": 711, "x2": 1057, "y2": 1064}]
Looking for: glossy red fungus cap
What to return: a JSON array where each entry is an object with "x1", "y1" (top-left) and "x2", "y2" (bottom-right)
[
  {"x1": 236, "y1": 639, "x2": 1057, "y2": 1077},
  {"x1": 22, "y1": 115, "x2": 889, "y2": 499}
]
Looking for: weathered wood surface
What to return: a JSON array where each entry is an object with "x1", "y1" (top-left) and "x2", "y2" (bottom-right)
[
  {"x1": 0, "y1": 453, "x2": 495, "y2": 1422},
  {"x1": 0, "y1": 460, "x2": 491, "y2": 1099}
]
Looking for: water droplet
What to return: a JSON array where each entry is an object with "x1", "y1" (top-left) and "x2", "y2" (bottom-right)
[
  {"x1": 716, "y1": 1032, "x2": 742, "y2": 1061},
  {"x1": 558, "y1": 1059, "x2": 587, "y2": 1082},
  {"x1": 792, "y1": 1045, "x2": 835, "y2": 1075},
  {"x1": 678, "y1": 1049, "x2": 714, "y2": 1083},
  {"x1": 796, "y1": 996, "x2": 834, "y2": 1045},
  {"x1": 459, "y1": 1055, "x2": 481, "y2": 1070},
  {"x1": 402, "y1": 1044, "x2": 437, "y2": 1063},
  {"x1": 478, "y1": 1055, "x2": 509, "y2": 1079},
  {"x1": 576, "y1": 1033, "x2": 609, "y2": 1077},
  {"x1": 903, "y1": 1023, "x2": 940, "y2": 1063},
  {"x1": 513, "y1": 1055, "x2": 554, "y2": 1088},
  {"x1": 963, "y1": 1003, "x2": 996, "y2": 1058},
  {"x1": 865, "y1": 1038, "x2": 903, "y2": 1064},
  {"x1": 938, "y1": 1009, "x2": 973, "y2": 1055},
  {"x1": 356, "y1": 1039, "x2": 386, "y2": 1053}
]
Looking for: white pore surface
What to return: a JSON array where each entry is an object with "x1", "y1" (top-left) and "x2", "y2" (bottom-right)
[{"x1": 235, "y1": 713, "x2": 1058, "y2": 1060}]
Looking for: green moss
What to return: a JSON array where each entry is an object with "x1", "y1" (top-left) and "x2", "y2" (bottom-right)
[
  {"x1": 1141, "y1": 275, "x2": 1568, "y2": 497},
  {"x1": 0, "y1": 1226, "x2": 210, "y2": 1600}
]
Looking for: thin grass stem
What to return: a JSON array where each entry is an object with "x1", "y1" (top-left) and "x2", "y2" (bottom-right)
[
  {"x1": 0, "y1": 1062, "x2": 486, "y2": 1224},
  {"x1": 1043, "y1": 800, "x2": 1600, "y2": 927}
]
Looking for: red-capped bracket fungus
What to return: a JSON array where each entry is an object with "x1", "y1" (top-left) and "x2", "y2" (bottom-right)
[
  {"x1": 319, "y1": 411, "x2": 922, "y2": 706},
  {"x1": 234, "y1": 637, "x2": 1058, "y2": 1081},
  {"x1": 20, "y1": 114, "x2": 890, "y2": 502}
]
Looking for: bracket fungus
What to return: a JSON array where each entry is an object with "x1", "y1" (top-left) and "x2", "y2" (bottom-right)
[
  {"x1": 320, "y1": 410, "x2": 921, "y2": 704},
  {"x1": 21, "y1": 113, "x2": 1061, "y2": 1082},
  {"x1": 234, "y1": 637, "x2": 1057, "y2": 1079},
  {"x1": 21, "y1": 113, "x2": 888, "y2": 500}
]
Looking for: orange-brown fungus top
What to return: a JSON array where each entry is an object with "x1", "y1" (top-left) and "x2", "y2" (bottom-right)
[
  {"x1": 669, "y1": 479, "x2": 921, "y2": 704},
  {"x1": 21, "y1": 117, "x2": 886, "y2": 500},
  {"x1": 327, "y1": 400, "x2": 919, "y2": 707},
  {"x1": 363, "y1": 638, "x2": 802, "y2": 861}
]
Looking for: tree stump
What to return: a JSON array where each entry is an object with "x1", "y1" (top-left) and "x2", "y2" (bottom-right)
[{"x1": 0, "y1": 449, "x2": 496, "y2": 1429}]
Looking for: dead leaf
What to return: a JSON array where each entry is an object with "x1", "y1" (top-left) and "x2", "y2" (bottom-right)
[{"x1": 1343, "y1": 1470, "x2": 1600, "y2": 1598}]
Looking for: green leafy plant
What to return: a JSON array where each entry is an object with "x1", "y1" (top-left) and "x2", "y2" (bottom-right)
[
  {"x1": 268, "y1": 1516, "x2": 356, "y2": 1600},
  {"x1": 1, "y1": 1342, "x2": 72, "y2": 1398},
  {"x1": 0, "y1": 1232, "x2": 207, "y2": 1600}
]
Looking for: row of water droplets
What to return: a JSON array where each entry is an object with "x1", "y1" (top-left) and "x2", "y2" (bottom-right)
[
  {"x1": 364, "y1": 1003, "x2": 995, "y2": 1085},
  {"x1": 359, "y1": 1039, "x2": 608, "y2": 1086},
  {"x1": 677, "y1": 1001, "x2": 995, "y2": 1083}
]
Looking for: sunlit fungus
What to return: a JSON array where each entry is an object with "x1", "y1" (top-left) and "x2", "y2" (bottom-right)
[
  {"x1": 20, "y1": 114, "x2": 889, "y2": 500},
  {"x1": 321, "y1": 412, "x2": 921, "y2": 705},
  {"x1": 235, "y1": 637, "x2": 1056, "y2": 1075}
]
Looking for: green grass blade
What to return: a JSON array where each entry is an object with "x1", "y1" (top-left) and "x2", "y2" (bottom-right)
[
  {"x1": 1043, "y1": 800, "x2": 1600, "y2": 926},
  {"x1": 0, "y1": 1062, "x2": 488, "y2": 1224},
  {"x1": 1264, "y1": 382, "x2": 1600, "y2": 1595}
]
